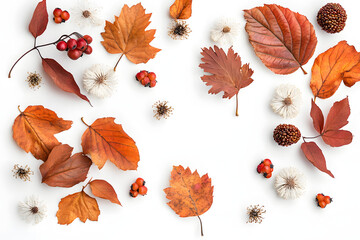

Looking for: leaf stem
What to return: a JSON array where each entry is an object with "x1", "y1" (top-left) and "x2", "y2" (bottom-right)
[
  {"x1": 300, "y1": 66, "x2": 307, "y2": 75},
  {"x1": 114, "y1": 53, "x2": 124, "y2": 71},
  {"x1": 235, "y1": 94, "x2": 239, "y2": 117},
  {"x1": 81, "y1": 117, "x2": 90, "y2": 127},
  {"x1": 17, "y1": 105, "x2": 22, "y2": 113},
  {"x1": 82, "y1": 177, "x2": 93, "y2": 191},
  {"x1": 302, "y1": 134, "x2": 323, "y2": 142},
  {"x1": 197, "y1": 215, "x2": 204, "y2": 236},
  {"x1": 8, "y1": 47, "x2": 36, "y2": 78}
]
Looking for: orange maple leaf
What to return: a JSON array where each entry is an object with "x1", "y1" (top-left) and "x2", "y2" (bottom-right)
[
  {"x1": 170, "y1": 0, "x2": 192, "y2": 19},
  {"x1": 164, "y1": 165, "x2": 213, "y2": 236},
  {"x1": 12, "y1": 105, "x2": 72, "y2": 161},
  {"x1": 199, "y1": 46, "x2": 254, "y2": 116},
  {"x1": 56, "y1": 190, "x2": 100, "y2": 225},
  {"x1": 310, "y1": 41, "x2": 360, "y2": 99},
  {"x1": 101, "y1": 3, "x2": 161, "y2": 71},
  {"x1": 81, "y1": 117, "x2": 140, "y2": 170}
]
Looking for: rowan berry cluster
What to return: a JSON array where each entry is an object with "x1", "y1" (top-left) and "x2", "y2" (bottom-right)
[
  {"x1": 130, "y1": 178, "x2": 148, "y2": 198},
  {"x1": 135, "y1": 70, "x2": 157, "y2": 88},
  {"x1": 56, "y1": 35, "x2": 93, "y2": 60},
  {"x1": 53, "y1": 8, "x2": 70, "y2": 24},
  {"x1": 316, "y1": 193, "x2": 332, "y2": 208},
  {"x1": 257, "y1": 159, "x2": 274, "y2": 178}
]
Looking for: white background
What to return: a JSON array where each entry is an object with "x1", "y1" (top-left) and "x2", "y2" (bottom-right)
[{"x1": 1, "y1": 0, "x2": 360, "y2": 239}]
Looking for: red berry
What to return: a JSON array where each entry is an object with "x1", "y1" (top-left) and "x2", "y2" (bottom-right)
[
  {"x1": 257, "y1": 163, "x2": 264, "y2": 173},
  {"x1": 324, "y1": 196, "x2": 331, "y2": 204},
  {"x1": 141, "y1": 70, "x2": 148, "y2": 76},
  {"x1": 67, "y1": 49, "x2": 82, "y2": 60},
  {"x1": 83, "y1": 35, "x2": 93, "y2": 44},
  {"x1": 135, "y1": 178, "x2": 145, "y2": 187},
  {"x1": 263, "y1": 159, "x2": 272, "y2": 166},
  {"x1": 130, "y1": 190, "x2": 138, "y2": 198},
  {"x1": 54, "y1": 16, "x2": 63, "y2": 24},
  {"x1": 76, "y1": 38, "x2": 87, "y2": 51},
  {"x1": 149, "y1": 80, "x2": 156, "y2": 88},
  {"x1": 84, "y1": 45, "x2": 93, "y2": 55},
  {"x1": 148, "y1": 72, "x2": 156, "y2": 81},
  {"x1": 56, "y1": 41, "x2": 67, "y2": 51},
  {"x1": 138, "y1": 186, "x2": 148, "y2": 195},
  {"x1": 53, "y1": 8, "x2": 62, "y2": 17},
  {"x1": 142, "y1": 77, "x2": 150, "y2": 86},
  {"x1": 131, "y1": 183, "x2": 139, "y2": 191},
  {"x1": 60, "y1": 10, "x2": 70, "y2": 21},
  {"x1": 318, "y1": 201, "x2": 326, "y2": 208},
  {"x1": 136, "y1": 71, "x2": 146, "y2": 81},
  {"x1": 67, "y1": 39, "x2": 77, "y2": 50},
  {"x1": 264, "y1": 172, "x2": 272, "y2": 178},
  {"x1": 316, "y1": 193, "x2": 324, "y2": 202},
  {"x1": 263, "y1": 165, "x2": 271, "y2": 173}
]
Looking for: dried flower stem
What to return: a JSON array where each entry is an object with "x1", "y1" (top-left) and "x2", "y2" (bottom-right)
[
  {"x1": 8, "y1": 32, "x2": 84, "y2": 78},
  {"x1": 113, "y1": 53, "x2": 124, "y2": 71}
]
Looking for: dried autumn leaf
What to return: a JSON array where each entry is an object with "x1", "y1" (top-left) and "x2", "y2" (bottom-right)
[
  {"x1": 310, "y1": 99, "x2": 324, "y2": 134},
  {"x1": 101, "y1": 3, "x2": 161, "y2": 70},
  {"x1": 81, "y1": 117, "x2": 140, "y2": 170},
  {"x1": 40, "y1": 144, "x2": 92, "y2": 188},
  {"x1": 57, "y1": 190, "x2": 100, "y2": 225},
  {"x1": 310, "y1": 41, "x2": 360, "y2": 99},
  {"x1": 12, "y1": 105, "x2": 72, "y2": 161},
  {"x1": 324, "y1": 97, "x2": 350, "y2": 131},
  {"x1": 322, "y1": 130, "x2": 353, "y2": 147},
  {"x1": 29, "y1": 0, "x2": 48, "y2": 38},
  {"x1": 301, "y1": 142, "x2": 334, "y2": 178},
  {"x1": 199, "y1": 46, "x2": 254, "y2": 116},
  {"x1": 244, "y1": 4, "x2": 317, "y2": 75},
  {"x1": 164, "y1": 165, "x2": 213, "y2": 236},
  {"x1": 42, "y1": 58, "x2": 91, "y2": 105},
  {"x1": 90, "y1": 180, "x2": 121, "y2": 205},
  {"x1": 170, "y1": 0, "x2": 192, "y2": 19}
]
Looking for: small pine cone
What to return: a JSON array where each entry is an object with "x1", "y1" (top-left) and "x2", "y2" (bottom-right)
[
  {"x1": 317, "y1": 3, "x2": 347, "y2": 34},
  {"x1": 273, "y1": 124, "x2": 301, "y2": 147}
]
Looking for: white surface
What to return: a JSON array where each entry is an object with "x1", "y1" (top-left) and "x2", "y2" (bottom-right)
[{"x1": 1, "y1": 0, "x2": 360, "y2": 239}]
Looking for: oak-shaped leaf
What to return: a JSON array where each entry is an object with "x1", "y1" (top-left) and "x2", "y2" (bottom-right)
[
  {"x1": 310, "y1": 97, "x2": 352, "y2": 147},
  {"x1": 12, "y1": 105, "x2": 72, "y2": 161},
  {"x1": 29, "y1": 0, "x2": 48, "y2": 38},
  {"x1": 170, "y1": 0, "x2": 192, "y2": 19},
  {"x1": 244, "y1": 4, "x2": 317, "y2": 75},
  {"x1": 310, "y1": 41, "x2": 360, "y2": 99},
  {"x1": 57, "y1": 190, "x2": 100, "y2": 225},
  {"x1": 81, "y1": 117, "x2": 140, "y2": 170},
  {"x1": 90, "y1": 180, "x2": 121, "y2": 205},
  {"x1": 199, "y1": 46, "x2": 254, "y2": 116},
  {"x1": 40, "y1": 144, "x2": 92, "y2": 188},
  {"x1": 301, "y1": 142, "x2": 334, "y2": 178},
  {"x1": 101, "y1": 3, "x2": 161, "y2": 70},
  {"x1": 42, "y1": 58, "x2": 91, "y2": 105},
  {"x1": 164, "y1": 165, "x2": 213, "y2": 236}
]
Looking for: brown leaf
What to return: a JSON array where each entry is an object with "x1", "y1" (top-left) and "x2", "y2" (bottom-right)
[
  {"x1": 57, "y1": 190, "x2": 100, "y2": 225},
  {"x1": 90, "y1": 180, "x2": 121, "y2": 205},
  {"x1": 301, "y1": 142, "x2": 334, "y2": 178},
  {"x1": 164, "y1": 165, "x2": 213, "y2": 236},
  {"x1": 199, "y1": 46, "x2": 254, "y2": 116},
  {"x1": 323, "y1": 97, "x2": 350, "y2": 131},
  {"x1": 40, "y1": 144, "x2": 92, "y2": 188},
  {"x1": 244, "y1": 4, "x2": 317, "y2": 75},
  {"x1": 310, "y1": 41, "x2": 360, "y2": 99},
  {"x1": 322, "y1": 130, "x2": 353, "y2": 147},
  {"x1": 310, "y1": 99, "x2": 324, "y2": 134},
  {"x1": 81, "y1": 117, "x2": 140, "y2": 170},
  {"x1": 12, "y1": 105, "x2": 72, "y2": 161},
  {"x1": 29, "y1": 0, "x2": 48, "y2": 38},
  {"x1": 170, "y1": 0, "x2": 192, "y2": 19},
  {"x1": 42, "y1": 58, "x2": 91, "y2": 105},
  {"x1": 101, "y1": 3, "x2": 161, "y2": 70}
]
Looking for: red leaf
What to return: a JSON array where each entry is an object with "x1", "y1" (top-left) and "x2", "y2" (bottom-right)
[
  {"x1": 322, "y1": 130, "x2": 353, "y2": 147},
  {"x1": 301, "y1": 142, "x2": 334, "y2": 178},
  {"x1": 89, "y1": 180, "x2": 121, "y2": 205},
  {"x1": 42, "y1": 58, "x2": 91, "y2": 105},
  {"x1": 29, "y1": 0, "x2": 48, "y2": 38},
  {"x1": 324, "y1": 97, "x2": 350, "y2": 131},
  {"x1": 310, "y1": 99, "x2": 324, "y2": 134}
]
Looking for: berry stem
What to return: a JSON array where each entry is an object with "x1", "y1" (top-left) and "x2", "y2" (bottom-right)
[
  {"x1": 197, "y1": 215, "x2": 204, "y2": 236},
  {"x1": 114, "y1": 53, "x2": 124, "y2": 71},
  {"x1": 235, "y1": 94, "x2": 239, "y2": 117}
]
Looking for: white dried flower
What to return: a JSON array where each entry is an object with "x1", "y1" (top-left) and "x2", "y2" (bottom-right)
[
  {"x1": 271, "y1": 84, "x2": 302, "y2": 119},
  {"x1": 72, "y1": 0, "x2": 103, "y2": 28},
  {"x1": 274, "y1": 167, "x2": 306, "y2": 200},
  {"x1": 18, "y1": 196, "x2": 47, "y2": 224},
  {"x1": 210, "y1": 18, "x2": 240, "y2": 46},
  {"x1": 83, "y1": 64, "x2": 117, "y2": 98}
]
